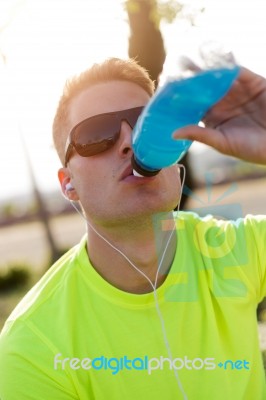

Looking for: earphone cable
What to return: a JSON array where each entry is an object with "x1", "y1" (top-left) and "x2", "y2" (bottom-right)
[{"x1": 69, "y1": 164, "x2": 188, "y2": 399}]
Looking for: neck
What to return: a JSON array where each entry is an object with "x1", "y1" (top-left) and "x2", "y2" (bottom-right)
[{"x1": 86, "y1": 212, "x2": 177, "y2": 294}]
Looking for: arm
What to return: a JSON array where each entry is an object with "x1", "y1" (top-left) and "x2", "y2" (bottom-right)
[
  {"x1": 0, "y1": 322, "x2": 79, "y2": 400},
  {"x1": 173, "y1": 67, "x2": 266, "y2": 165}
]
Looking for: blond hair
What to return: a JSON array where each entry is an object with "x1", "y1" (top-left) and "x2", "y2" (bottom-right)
[{"x1": 52, "y1": 58, "x2": 155, "y2": 164}]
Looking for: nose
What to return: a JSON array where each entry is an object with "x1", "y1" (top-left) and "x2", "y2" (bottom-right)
[{"x1": 117, "y1": 120, "x2": 133, "y2": 157}]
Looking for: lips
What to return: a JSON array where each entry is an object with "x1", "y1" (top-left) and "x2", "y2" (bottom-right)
[
  {"x1": 119, "y1": 164, "x2": 157, "y2": 183},
  {"x1": 120, "y1": 165, "x2": 134, "y2": 181}
]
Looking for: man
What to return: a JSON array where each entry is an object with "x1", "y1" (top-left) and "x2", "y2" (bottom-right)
[{"x1": 0, "y1": 58, "x2": 266, "y2": 399}]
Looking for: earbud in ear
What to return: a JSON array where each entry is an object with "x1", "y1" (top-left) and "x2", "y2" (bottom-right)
[{"x1": 66, "y1": 183, "x2": 74, "y2": 191}]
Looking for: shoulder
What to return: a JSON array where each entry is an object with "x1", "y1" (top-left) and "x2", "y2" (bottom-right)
[
  {"x1": 174, "y1": 211, "x2": 266, "y2": 266},
  {"x1": 175, "y1": 210, "x2": 266, "y2": 232},
  {"x1": 0, "y1": 236, "x2": 89, "y2": 399},
  {"x1": 1, "y1": 235, "x2": 88, "y2": 336},
  {"x1": 174, "y1": 211, "x2": 266, "y2": 302}
]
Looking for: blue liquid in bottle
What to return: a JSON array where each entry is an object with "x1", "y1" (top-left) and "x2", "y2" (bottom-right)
[{"x1": 131, "y1": 66, "x2": 240, "y2": 176}]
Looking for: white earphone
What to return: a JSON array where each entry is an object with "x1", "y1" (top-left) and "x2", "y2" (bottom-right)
[{"x1": 66, "y1": 183, "x2": 74, "y2": 192}]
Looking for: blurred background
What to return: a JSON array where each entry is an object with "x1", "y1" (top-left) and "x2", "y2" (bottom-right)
[{"x1": 0, "y1": 0, "x2": 266, "y2": 360}]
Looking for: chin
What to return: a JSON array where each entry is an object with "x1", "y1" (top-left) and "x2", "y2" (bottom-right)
[{"x1": 137, "y1": 199, "x2": 178, "y2": 217}]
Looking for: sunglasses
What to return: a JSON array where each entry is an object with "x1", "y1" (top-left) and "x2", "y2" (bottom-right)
[{"x1": 64, "y1": 106, "x2": 144, "y2": 166}]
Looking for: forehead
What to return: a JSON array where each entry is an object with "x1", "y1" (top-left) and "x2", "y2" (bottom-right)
[{"x1": 68, "y1": 80, "x2": 150, "y2": 130}]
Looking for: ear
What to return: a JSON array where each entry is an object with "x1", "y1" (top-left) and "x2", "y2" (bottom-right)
[{"x1": 58, "y1": 168, "x2": 79, "y2": 201}]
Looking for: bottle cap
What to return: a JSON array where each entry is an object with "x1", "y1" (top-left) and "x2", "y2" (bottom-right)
[{"x1": 131, "y1": 155, "x2": 160, "y2": 177}]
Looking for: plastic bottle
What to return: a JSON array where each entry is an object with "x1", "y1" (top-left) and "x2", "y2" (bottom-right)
[{"x1": 131, "y1": 65, "x2": 240, "y2": 177}]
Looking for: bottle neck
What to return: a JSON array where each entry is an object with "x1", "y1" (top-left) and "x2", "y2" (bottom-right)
[{"x1": 131, "y1": 155, "x2": 161, "y2": 177}]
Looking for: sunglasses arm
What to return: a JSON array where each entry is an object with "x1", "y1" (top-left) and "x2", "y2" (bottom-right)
[{"x1": 64, "y1": 137, "x2": 74, "y2": 167}]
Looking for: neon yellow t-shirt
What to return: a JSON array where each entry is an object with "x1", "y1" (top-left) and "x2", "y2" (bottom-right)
[{"x1": 0, "y1": 212, "x2": 266, "y2": 400}]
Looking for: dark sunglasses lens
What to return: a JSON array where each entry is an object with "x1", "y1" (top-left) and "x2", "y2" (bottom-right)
[
  {"x1": 74, "y1": 115, "x2": 120, "y2": 156},
  {"x1": 72, "y1": 107, "x2": 144, "y2": 157},
  {"x1": 125, "y1": 107, "x2": 143, "y2": 128}
]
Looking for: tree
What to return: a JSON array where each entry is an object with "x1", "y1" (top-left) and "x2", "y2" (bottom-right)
[
  {"x1": 125, "y1": 0, "x2": 204, "y2": 208},
  {"x1": 0, "y1": 1, "x2": 60, "y2": 265},
  {"x1": 126, "y1": 0, "x2": 167, "y2": 87}
]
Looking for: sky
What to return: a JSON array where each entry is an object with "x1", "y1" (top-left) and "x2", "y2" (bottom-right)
[{"x1": 1, "y1": 0, "x2": 266, "y2": 201}]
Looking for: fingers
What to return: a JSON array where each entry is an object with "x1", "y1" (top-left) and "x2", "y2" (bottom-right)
[{"x1": 173, "y1": 126, "x2": 226, "y2": 153}]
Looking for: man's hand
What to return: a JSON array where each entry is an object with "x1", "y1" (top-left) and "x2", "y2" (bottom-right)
[{"x1": 173, "y1": 67, "x2": 266, "y2": 165}]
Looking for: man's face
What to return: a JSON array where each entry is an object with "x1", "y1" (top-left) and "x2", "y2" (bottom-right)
[{"x1": 61, "y1": 80, "x2": 181, "y2": 227}]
